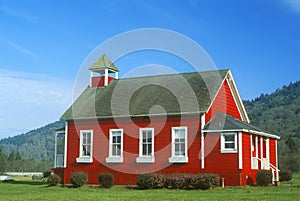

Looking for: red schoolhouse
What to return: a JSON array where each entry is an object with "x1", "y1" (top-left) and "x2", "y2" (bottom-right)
[{"x1": 53, "y1": 55, "x2": 280, "y2": 186}]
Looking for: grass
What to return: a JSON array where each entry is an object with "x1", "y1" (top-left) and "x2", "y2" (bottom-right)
[{"x1": 1, "y1": 174, "x2": 300, "y2": 201}]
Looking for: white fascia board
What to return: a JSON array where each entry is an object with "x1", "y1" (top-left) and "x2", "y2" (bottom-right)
[
  {"x1": 203, "y1": 129, "x2": 280, "y2": 140},
  {"x1": 226, "y1": 71, "x2": 250, "y2": 123}
]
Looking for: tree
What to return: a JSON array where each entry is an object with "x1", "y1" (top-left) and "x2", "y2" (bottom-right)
[{"x1": 0, "y1": 148, "x2": 8, "y2": 175}]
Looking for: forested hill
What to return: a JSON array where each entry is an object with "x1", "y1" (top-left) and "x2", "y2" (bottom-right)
[
  {"x1": 0, "y1": 121, "x2": 64, "y2": 161},
  {"x1": 244, "y1": 80, "x2": 300, "y2": 138}
]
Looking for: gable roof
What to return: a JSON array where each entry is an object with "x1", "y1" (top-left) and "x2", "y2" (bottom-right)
[
  {"x1": 61, "y1": 69, "x2": 230, "y2": 120},
  {"x1": 88, "y1": 54, "x2": 120, "y2": 72},
  {"x1": 203, "y1": 112, "x2": 280, "y2": 139}
]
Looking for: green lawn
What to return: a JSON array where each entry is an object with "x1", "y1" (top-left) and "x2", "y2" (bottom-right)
[{"x1": 1, "y1": 175, "x2": 300, "y2": 201}]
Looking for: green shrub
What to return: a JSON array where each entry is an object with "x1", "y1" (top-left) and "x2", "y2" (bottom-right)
[
  {"x1": 32, "y1": 175, "x2": 43, "y2": 180},
  {"x1": 190, "y1": 173, "x2": 220, "y2": 190},
  {"x1": 43, "y1": 171, "x2": 52, "y2": 178},
  {"x1": 136, "y1": 173, "x2": 219, "y2": 190},
  {"x1": 98, "y1": 173, "x2": 114, "y2": 188},
  {"x1": 47, "y1": 174, "x2": 61, "y2": 186},
  {"x1": 70, "y1": 171, "x2": 88, "y2": 188},
  {"x1": 279, "y1": 169, "x2": 293, "y2": 182},
  {"x1": 256, "y1": 170, "x2": 272, "y2": 186},
  {"x1": 165, "y1": 174, "x2": 190, "y2": 189},
  {"x1": 136, "y1": 173, "x2": 165, "y2": 189}
]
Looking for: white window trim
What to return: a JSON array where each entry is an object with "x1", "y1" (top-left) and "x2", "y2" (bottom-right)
[
  {"x1": 220, "y1": 132, "x2": 237, "y2": 153},
  {"x1": 136, "y1": 128, "x2": 155, "y2": 163},
  {"x1": 169, "y1": 126, "x2": 188, "y2": 163},
  {"x1": 76, "y1": 130, "x2": 93, "y2": 163},
  {"x1": 106, "y1": 129, "x2": 123, "y2": 163}
]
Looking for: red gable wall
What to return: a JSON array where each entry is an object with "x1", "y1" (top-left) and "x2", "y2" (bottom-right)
[{"x1": 206, "y1": 79, "x2": 242, "y2": 123}]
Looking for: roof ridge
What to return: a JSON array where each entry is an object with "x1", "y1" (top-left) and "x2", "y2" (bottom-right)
[{"x1": 116, "y1": 69, "x2": 229, "y2": 81}]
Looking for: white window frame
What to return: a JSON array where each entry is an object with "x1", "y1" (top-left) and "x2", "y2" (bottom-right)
[
  {"x1": 136, "y1": 128, "x2": 155, "y2": 163},
  {"x1": 106, "y1": 129, "x2": 123, "y2": 163},
  {"x1": 169, "y1": 126, "x2": 188, "y2": 163},
  {"x1": 220, "y1": 132, "x2": 237, "y2": 153},
  {"x1": 76, "y1": 130, "x2": 93, "y2": 163}
]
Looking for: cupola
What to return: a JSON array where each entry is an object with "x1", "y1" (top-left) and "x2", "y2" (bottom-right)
[{"x1": 89, "y1": 54, "x2": 119, "y2": 87}]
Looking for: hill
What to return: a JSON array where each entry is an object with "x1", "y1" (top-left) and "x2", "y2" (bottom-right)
[
  {"x1": 0, "y1": 121, "x2": 64, "y2": 162},
  {"x1": 244, "y1": 81, "x2": 300, "y2": 138}
]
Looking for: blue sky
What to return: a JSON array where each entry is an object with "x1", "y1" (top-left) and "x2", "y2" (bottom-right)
[{"x1": 0, "y1": 0, "x2": 299, "y2": 139}]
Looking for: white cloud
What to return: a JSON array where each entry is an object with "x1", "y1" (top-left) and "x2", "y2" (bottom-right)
[
  {"x1": 0, "y1": 6, "x2": 39, "y2": 23},
  {"x1": 0, "y1": 69, "x2": 73, "y2": 139},
  {"x1": 6, "y1": 40, "x2": 39, "y2": 59},
  {"x1": 283, "y1": 0, "x2": 300, "y2": 14}
]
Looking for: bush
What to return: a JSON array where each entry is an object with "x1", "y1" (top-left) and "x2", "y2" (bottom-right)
[
  {"x1": 256, "y1": 170, "x2": 272, "y2": 186},
  {"x1": 32, "y1": 175, "x2": 43, "y2": 180},
  {"x1": 47, "y1": 174, "x2": 61, "y2": 186},
  {"x1": 280, "y1": 169, "x2": 293, "y2": 182},
  {"x1": 136, "y1": 173, "x2": 165, "y2": 189},
  {"x1": 43, "y1": 171, "x2": 52, "y2": 178},
  {"x1": 70, "y1": 171, "x2": 88, "y2": 187},
  {"x1": 165, "y1": 174, "x2": 190, "y2": 189},
  {"x1": 136, "y1": 173, "x2": 219, "y2": 190},
  {"x1": 190, "y1": 173, "x2": 220, "y2": 190},
  {"x1": 98, "y1": 173, "x2": 114, "y2": 188}
]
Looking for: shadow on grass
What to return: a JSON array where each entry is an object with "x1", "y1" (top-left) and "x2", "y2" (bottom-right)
[{"x1": 3, "y1": 179, "x2": 45, "y2": 186}]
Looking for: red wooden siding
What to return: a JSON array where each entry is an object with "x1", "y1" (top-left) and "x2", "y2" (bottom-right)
[
  {"x1": 91, "y1": 76, "x2": 115, "y2": 87},
  {"x1": 206, "y1": 79, "x2": 242, "y2": 123},
  {"x1": 62, "y1": 115, "x2": 203, "y2": 185}
]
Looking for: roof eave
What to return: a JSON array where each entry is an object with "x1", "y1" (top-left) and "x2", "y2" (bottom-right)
[
  {"x1": 203, "y1": 129, "x2": 280, "y2": 139},
  {"x1": 61, "y1": 110, "x2": 207, "y2": 121}
]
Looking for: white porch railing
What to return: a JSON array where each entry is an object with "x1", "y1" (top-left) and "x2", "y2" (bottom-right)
[{"x1": 254, "y1": 157, "x2": 280, "y2": 183}]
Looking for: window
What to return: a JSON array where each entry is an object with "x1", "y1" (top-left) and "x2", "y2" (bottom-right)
[
  {"x1": 169, "y1": 127, "x2": 188, "y2": 163},
  {"x1": 76, "y1": 130, "x2": 93, "y2": 163},
  {"x1": 136, "y1": 128, "x2": 154, "y2": 163},
  {"x1": 220, "y1": 132, "x2": 237, "y2": 153},
  {"x1": 106, "y1": 129, "x2": 123, "y2": 163}
]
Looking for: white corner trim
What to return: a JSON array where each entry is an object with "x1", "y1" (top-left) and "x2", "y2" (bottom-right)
[
  {"x1": 64, "y1": 122, "x2": 68, "y2": 168},
  {"x1": 238, "y1": 132, "x2": 243, "y2": 169},
  {"x1": 201, "y1": 114, "x2": 205, "y2": 169}
]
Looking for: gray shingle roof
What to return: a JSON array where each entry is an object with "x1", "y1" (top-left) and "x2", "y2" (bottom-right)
[
  {"x1": 203, "y1": 112, "x2": 280, "y2": 139},
  {"x1": 61, "y1": 70, "x2": 229, "y2": 120}
]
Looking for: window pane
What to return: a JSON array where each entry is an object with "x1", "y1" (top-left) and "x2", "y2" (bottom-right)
[
  {"x1": 225, "y1": 135, "x2": 234, "y2": 142},
  {"x1": 116, "y1": 136, "x2": 121, "y2": 143},
  {"x1": 225, "y1": 143, "x2": 234, "y2": 149},
  {"x1": 175, "y1": 144, "x2": 180, "y2": 155},
  {"x1": 86, "y1": 145, "x2": 91, "y2": 156},
  {"x1": 142, "y1": 144, "x2": 147, "y2": 155},
  {"x1": 117, "y1": 145, "x2": 121, "y2": 156},
  {"x1": 83, "y1": 134, "x2": 87, "y2": 144},
  {"x1": 86, "y1": 134, "x2": 91, "y2": 144},
  {"x1": 112, "y1": 136, "x2": 116, "y2": 143},
  {"x1": 180, "y1": 143, "x2": 185, "y2": 155},
  {"x1": 148, "y1": 144, "x2": 152, "y2": 155}
]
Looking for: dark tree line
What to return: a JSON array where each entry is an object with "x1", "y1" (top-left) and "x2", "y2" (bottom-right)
[{"x1": 245, "y1": 80, "x2": 300, "y2": 172}]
